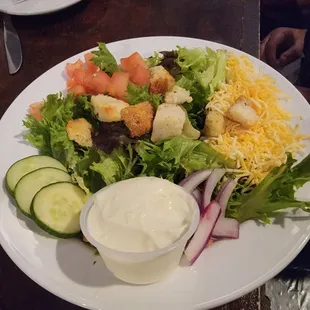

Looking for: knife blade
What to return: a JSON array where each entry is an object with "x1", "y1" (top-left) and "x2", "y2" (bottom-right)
[{"x1": 3, "y1": 14, "x2": 23, "y2": 74}]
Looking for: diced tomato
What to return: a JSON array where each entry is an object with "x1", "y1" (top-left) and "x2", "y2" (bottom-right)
[
  {"x1": 72, "y1": 68, "x2": 94, "y2": 88},
  {"x1": 90, "y1": 71, "x2": 111, "y2": 94},
  {"x1": 68, "y1": 84, "x2": 87, "y2": 97},
  {"x1": 84, "y1": 72, "x2": 95, "y2": 90},
  {"x1": 108, "y1": 72, "x2": 129, "y2": 100},
  {"x1": 70, "y1": 68, "x2": 110, "y2": 95},
  {"x1": 129, "y1": 65, "x2": 150, "y2": 86},
  {"x1": 72, "y1": 68, "x2": 86, "y2": 84},
  {"x1": 120, "y1": 52, "x2": 147, "y2": 72},
  {"x1": 84, "y1": 53, "x2": 98, "y2": 74},
  {"x1": 67, "y1": 58, "x2": 110, "y2": 95},
  {"x1": 65, "y1": 59, "x2": 83, "y2": 78},
  {"x1": 66, "y1": 78, "x2": 76, "y2": 89},
  {"x1": 28, "y1": 102, "x2": 44, "y2": 121}
]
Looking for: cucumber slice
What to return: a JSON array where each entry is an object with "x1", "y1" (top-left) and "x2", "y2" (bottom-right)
[
  {"x1": 15, "y1": 167, "x2": 71, "y2": 217},
  {"x1": 5, "y1": 155, "x2": 67, "y2": 194},
  {"x1": 31, "y1": 182, "x2": 86, "y2": 238}
]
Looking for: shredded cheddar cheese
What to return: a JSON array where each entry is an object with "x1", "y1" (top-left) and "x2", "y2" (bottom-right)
[{"x1": 206, "y1": 53, "x2": 307, "y2": 184}]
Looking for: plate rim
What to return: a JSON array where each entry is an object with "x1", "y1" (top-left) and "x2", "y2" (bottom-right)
[
  {"x1": 0, "y1": 35, "x2": 310, "y2": 310},
  {"x1": 0, "y1": 0, "x2": 81, "y2": 16}
]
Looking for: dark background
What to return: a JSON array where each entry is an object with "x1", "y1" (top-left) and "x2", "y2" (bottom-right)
[{"x1": 1, "y1": 0, "x2": 298, "y2": 309}]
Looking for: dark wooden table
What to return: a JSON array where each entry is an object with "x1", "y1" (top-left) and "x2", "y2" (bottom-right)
[{"x1": 0, "y1": 1, "x2": 264, "y2": 309}]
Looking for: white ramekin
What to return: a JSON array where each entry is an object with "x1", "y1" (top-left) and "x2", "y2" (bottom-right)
[{"x1": 80, "y1": 177, "x2": 200, "y2": 285}]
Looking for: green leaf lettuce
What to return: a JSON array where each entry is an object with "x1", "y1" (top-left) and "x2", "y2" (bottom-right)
[
  {"x1": 175, "y1": 46, "x2": 227, "y2": 129},
  {"x1": 91, "y1": 42, "x2": 118, "y2": 76},
  {"x1": 126, "y1": 83, "x2": 163, "y2": 109},
  {"x1": 227, "y1": 153, "x2": 310, "y2": 223},
  {"x1": 136, "y1": 136, "x2": 235, "y2": 183}
]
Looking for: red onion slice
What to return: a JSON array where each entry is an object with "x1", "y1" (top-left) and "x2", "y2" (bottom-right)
[
  {"x1": 192, "y1": 188, "x2": 202, "y2": 204},
  {"x1": 216, "y1": 178, "x2": 237, "y2": 217},
  {"x1": 202, "y1": 169, "x2": 226, "y2": 209},
  {"x1": 180, "y1": 169, "x2": 212, "y2": 193},
  {"x1": 184, "y1": 201, "x2": 221, "y2": 265},
  {"x1": 212, "y1": 218, "x2": 239, "y2": 239}
]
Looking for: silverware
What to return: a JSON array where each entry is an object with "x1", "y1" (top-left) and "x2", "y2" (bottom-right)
[{"x1": 3, "y1": 14, "x2": 23, "y2": 74}]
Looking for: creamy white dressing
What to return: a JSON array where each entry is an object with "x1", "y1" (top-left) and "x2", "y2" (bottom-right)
[{"x1": 87, "y1": 177, "x2": 193, "y2": 253}]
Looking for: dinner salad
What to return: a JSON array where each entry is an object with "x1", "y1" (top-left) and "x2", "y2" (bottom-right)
[{"x1": 5, "y1": 42, "x2": 310, "y2": 264}]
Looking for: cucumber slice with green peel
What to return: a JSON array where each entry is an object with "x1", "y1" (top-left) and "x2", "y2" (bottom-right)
[
  {"x1": 15, "y1": 167, "x2": 72, "y2": 217},
  {"x1": 5, "y1": 155, "x2": 67, "y2": 194},
  {"x1": 31, "y1": 182, "x2": 86, "y2": 238}
]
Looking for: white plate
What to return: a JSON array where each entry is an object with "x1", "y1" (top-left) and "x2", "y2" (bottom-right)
[
  {"x1": 0, "y1": 0, "x2": 81, "y2": 16},
  {"x1": 0, "y1": 36, "x2": 310, "y2": 310}
]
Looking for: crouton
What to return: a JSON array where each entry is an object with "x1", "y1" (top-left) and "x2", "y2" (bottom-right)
[
  {"x1": 164, "y1": 85, "x2": 193, "y2": 105},
  {"x1": 226, "y1": 96, "x2": 259, "y2": 129},
  {"x1": 121, "y1": 102, "x2": 154, "y2": 137},
  {"x1": 91, "y1": 94, "x2": 129, "y2": 122},
  {"x1": 66, "y1": 118, "x2": 93, "y2": 147},
  {"x1": 151, "y1": 103, "x2": 186, "y2": 142},
  {"x1": 149, "y1": 66, "x2": 175, "y2": 94},
  {"x1": 204, "y1": 110, "x2": 226, "y2": 137}
]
